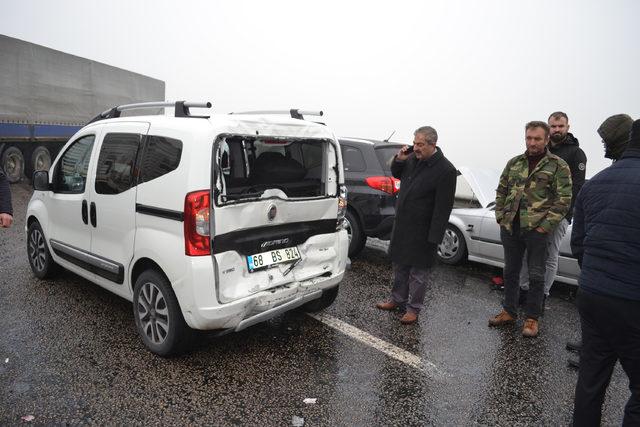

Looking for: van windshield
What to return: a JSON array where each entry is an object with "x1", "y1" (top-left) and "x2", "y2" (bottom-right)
[{"x1": 216, "y1": 136, "x2": 328, "y2": 203}]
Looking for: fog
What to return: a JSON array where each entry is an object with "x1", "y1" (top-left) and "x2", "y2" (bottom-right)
[{"x1": 2, "y1": 0, "x2": 639, "y2": 176}]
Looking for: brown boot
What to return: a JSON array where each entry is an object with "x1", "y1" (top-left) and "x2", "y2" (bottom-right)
[
  {"x1": 522, "y1": 318, "x2": 539, "y2": 337},
  {"x1": 376, "y1": 301, "x2": 399, "y2": 311},
  {"x1": 400, "y1": 311, "x2": 418, "y2": 325},
  {"x1": 488, "y1": 309, "x2": 516, "y2": 327}
]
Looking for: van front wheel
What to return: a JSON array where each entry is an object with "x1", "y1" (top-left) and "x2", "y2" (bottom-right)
[{"x1": 133, "y1": 270, "x2": 193, "y2": 356}]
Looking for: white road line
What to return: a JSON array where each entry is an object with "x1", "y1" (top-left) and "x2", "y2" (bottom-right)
[{"x1": 307, "y1": 312, "x2": 443, "y2": 378}]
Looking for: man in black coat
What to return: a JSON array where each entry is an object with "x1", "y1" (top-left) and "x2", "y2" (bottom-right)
[
  {"x1": 376, "y1": 126, "x2": 457, "y2": 324},
  {"x1": 0, "y1": 166, "x2": 13, "y2": 228},
  {"x1": 571, "y1": 119, "x2": 640, "y2": 426}
]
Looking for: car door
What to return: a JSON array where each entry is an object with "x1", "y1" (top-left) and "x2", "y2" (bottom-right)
[
  {"x1": 46, "y1": 130, "x2": 100, "y2": 280},
  {"x1": 87, "y1": 122, "x2": 148, "y2": 297},
  {"x1": 476, "y1": 206, "x2": 504, "y2": 264}
]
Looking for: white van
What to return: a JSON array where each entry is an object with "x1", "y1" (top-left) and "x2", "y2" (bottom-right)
[{"x1": 26, "y1": 102, "x2": 349, "y2": 355}]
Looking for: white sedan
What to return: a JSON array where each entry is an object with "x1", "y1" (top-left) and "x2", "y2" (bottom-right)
[{"x1": 437, "y1": 167, "x2": 580, "y2": 286}]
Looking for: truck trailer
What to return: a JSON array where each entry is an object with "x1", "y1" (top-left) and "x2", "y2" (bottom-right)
[{"x1": 0, "y1": 34, "x2": 165, "y2": 182}]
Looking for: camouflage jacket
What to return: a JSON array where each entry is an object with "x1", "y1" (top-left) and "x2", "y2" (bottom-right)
[{"x1": 495, "y1": 150, "x2": 572, "y2": 233}]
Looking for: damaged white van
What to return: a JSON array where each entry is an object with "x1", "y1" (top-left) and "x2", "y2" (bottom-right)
[{"x1": 26, "y1": 102, "x2": 349, "y2": 355}]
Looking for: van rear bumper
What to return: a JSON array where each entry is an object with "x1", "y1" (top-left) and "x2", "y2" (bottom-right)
[{"x1": 181, "y1": 271, "x2": 344, "y2": 330}]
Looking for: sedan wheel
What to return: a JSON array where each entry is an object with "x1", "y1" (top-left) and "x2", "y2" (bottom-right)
[{"x1": 437, "y1": 225, "x2": 467, "y2": 265}]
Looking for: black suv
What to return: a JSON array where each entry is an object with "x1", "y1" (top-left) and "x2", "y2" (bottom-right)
[{"x1": 339, "y1": 138, "x2": 404, "y2": 257}]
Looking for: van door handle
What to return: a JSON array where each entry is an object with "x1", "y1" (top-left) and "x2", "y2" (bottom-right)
[
  {"x1": 81, "y1": 200, "x2": 88, "y2": 225},
  {"x1": 90, "y1": 202, "x2": 97, "y2": 228}
]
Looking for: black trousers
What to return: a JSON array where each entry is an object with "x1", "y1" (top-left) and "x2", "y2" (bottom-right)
[
  {"x1": 572, "y1": 289, "x2": 640, "y2": 427},
  {"x1": 500, "y1": 226, "x2": 548, "y2": 319}
]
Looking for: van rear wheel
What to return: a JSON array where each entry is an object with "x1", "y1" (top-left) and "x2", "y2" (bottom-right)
[{"x1": 133, "y1": 270, "x2": 193, "y2": 356}]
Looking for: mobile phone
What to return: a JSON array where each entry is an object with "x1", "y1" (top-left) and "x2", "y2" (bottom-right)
[{"x1": 405, "y1": 145, "x2": 414, "y2": 154}]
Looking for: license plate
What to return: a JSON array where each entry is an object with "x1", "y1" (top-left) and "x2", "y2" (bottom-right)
[{"x1": 247, "y1": 246, "x2": 301, "y2": 272}]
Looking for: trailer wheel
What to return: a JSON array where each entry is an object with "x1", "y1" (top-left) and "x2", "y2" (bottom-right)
[
  {"x1": 32, "y1": 146, "x2": 52, "y2": 174},
  {"x1": 1, "y1": 146, "x2": 25, "y2": 183}
]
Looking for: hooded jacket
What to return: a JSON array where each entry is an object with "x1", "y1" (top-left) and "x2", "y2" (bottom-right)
[
  {"x1": 571, "y1": 147, "x2": 640, "y2": 301},
  {"x1": 549, "y1": 133, "x2": 586, "y2": 222},
  {"x1": 597, "y1": 114, "x2": 633, "y2": 161}
]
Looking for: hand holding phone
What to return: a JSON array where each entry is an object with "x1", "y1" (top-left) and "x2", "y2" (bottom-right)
[{"x1": 397, "y1": 144, "x2": 413, "y2": 161}]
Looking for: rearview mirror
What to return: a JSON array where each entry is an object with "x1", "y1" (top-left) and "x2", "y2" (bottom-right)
[{"x1": 32, "y1": 170, "x2": 50, "y2": 191}]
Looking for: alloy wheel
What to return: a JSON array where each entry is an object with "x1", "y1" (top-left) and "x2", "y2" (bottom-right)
[
  {"x1": 438, "y1": 228, "x2": 459, "y2": 259},
  {"x1": 137, "y1": 282, "x2": 170, "y2": 345},
  {"x1": 28, "y1": 228, "x2": 47, "y2": 272}
]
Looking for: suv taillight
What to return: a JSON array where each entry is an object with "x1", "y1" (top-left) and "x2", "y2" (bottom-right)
[
  {"x1": 365, "y1": 176, "x2": 400, "y2": 195},
  {"x1": 337, "y1": 185, "x2": 347, "y2": 230},
  {"x1": 184, "y1": 190, "x2": 211, "y2": 256}
]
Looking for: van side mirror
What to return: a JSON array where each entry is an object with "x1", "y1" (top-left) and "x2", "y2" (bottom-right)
[{"x1": 33, "y1": 171, "x2": 50, "y2": 191}]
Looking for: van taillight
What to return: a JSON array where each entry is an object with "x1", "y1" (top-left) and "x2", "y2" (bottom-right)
[
  {"x1": 365, "y1": 176, "x2": 400, "y2": 195},
  {"x1": 184, "y1": 190, "x2": 211, "y2": 256}
]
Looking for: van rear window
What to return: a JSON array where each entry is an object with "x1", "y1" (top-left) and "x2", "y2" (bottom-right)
[{"x1": 216, "y1": 136, "x2": 328, "y2": 203}]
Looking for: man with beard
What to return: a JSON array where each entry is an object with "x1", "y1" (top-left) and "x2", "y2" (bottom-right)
[
  {"x1": 375, "y1": 126, "x2": 457, "y2": 325},
  {"x1": 519, "y1": 112, "x2": 587, "y2": 302},
  {"x1": 489, "y1": 121, "x2": 572, "y2": 337}
]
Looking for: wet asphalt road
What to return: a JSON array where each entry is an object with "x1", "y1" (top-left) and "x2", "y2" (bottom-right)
[{"x1": 0, "y1": 183, "x2": 632, "y2": 426}]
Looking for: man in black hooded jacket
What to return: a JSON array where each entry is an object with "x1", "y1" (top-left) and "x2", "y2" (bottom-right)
[{"x1": 566, "y1": 113, "x2": 634, "y2": 368}]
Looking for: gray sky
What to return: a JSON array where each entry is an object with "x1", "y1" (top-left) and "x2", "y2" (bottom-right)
[{"x1": 2, "y1": 0, "x2": 639, "y2": 176}]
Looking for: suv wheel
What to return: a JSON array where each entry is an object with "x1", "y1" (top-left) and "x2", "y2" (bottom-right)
[
  {"x1": 133, "y1": 270, "x2": 193, "y2": 356},
  {"x1": 345, "y1": 210, "x2": 365, "y2": 257},
  {"x1": 302, "y1": 286, "x2": 339, "y2": 312},
  {"x1": 27, "y1": 221, "x2": 59, "y2": 279},
  {"x1": 437, "y1": 225, "x2": 467, "y2": 265}
]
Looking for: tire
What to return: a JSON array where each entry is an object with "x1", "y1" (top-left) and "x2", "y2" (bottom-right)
[
  {"x1": 133, "y1": 269, "x2": 194, "y2": 356},
  {"x1": 27, "y1": 221, "x2": 59, "y2": 279},
  {"x1": 437, "y1": 225, "x2": 467, "y2": 265},
  {"x1": 32, "y1": 146, "x2": 52, "y2": 174},
  {"x1": 345, "y1": 210, "x2": 366, "y2": 257},
  {"x1": 302, "y1": 285, "x2": 339, "y2": 312},
  {"x1": 1, "y1": 146, "x2": 26, "y2": 183}
]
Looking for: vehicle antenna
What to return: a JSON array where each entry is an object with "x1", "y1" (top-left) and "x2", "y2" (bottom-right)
[{"x1": 383, "y1": 130, "x2": 396, "y2": 142}]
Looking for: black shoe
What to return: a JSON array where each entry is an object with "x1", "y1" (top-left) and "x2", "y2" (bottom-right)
[
  {"x1": 518, "y1": 289, "x2": 528, "y2": 306},
  {"x1": 566, "y1": 340, "x2": 582, "y2": 353},
  {"x1": 567, "y1": 357, "x2": 580, "y2": 369}
]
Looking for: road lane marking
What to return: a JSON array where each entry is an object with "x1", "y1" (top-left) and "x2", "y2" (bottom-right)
[{"x1": 307, "y1": 312, "x2": 443, "y2": 378}]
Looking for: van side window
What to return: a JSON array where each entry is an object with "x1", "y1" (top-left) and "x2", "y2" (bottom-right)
[
  {"x1": 94, "y1": 133, "x2": 141, "y2": 195},
  {"x1": 53, "y1": 135, "x2": 95, "y2": 193},
  {"x1": 139, "y1": 136, "x2": 182, "y2": 183}
]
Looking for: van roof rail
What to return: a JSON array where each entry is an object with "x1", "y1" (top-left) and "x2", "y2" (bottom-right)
[
  {"x1": 87, "y1": 101, "x2": 212, "y2": 124},
  {"x1": 229, "y1": 109, "x2": 323, "y2": 120}
]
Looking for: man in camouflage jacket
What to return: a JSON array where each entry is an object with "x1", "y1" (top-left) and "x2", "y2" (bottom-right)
[{"x1": 489, "y1": 121, "x2": 572, "y2": 337}]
